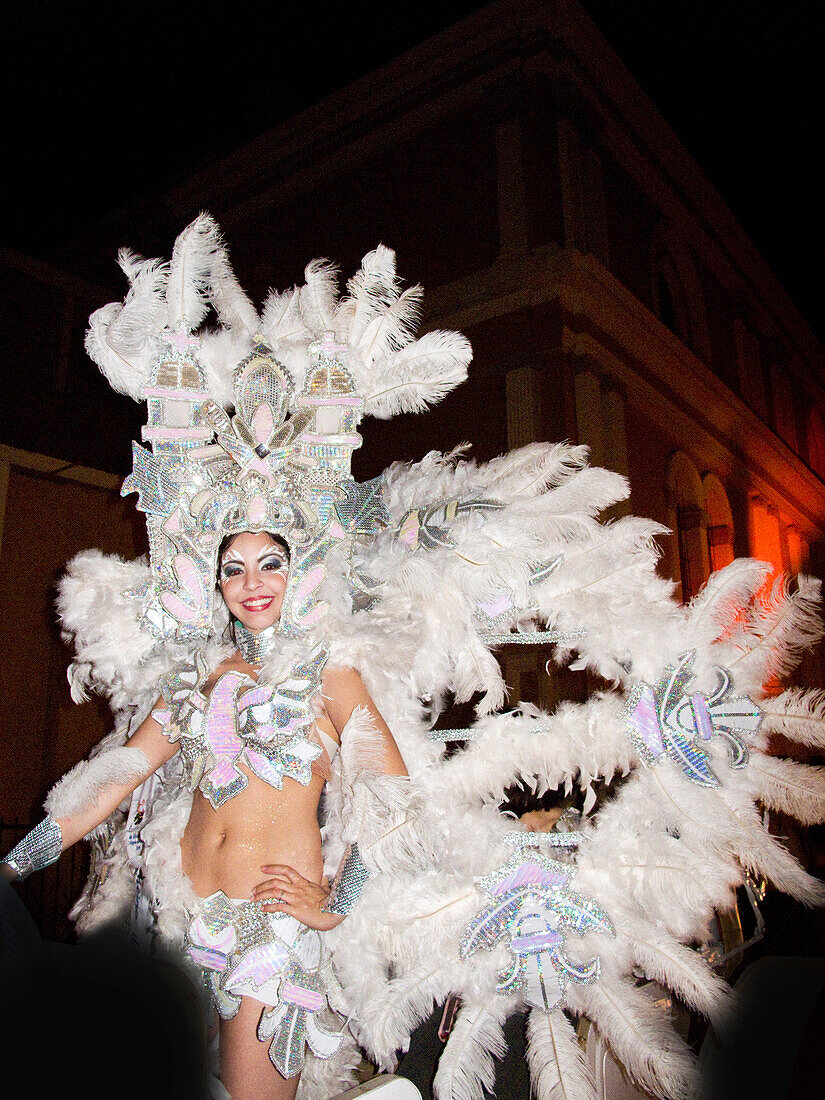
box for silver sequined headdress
[85,214,472,641]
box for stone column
[493,85,528,257]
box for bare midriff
[180,767,326,899]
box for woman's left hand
[251,864,345,931]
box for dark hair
[216,531,290,583]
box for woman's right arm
[1,705,176,882]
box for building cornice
[425,246,825,537]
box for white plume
[298,258,339,334]
[335,244,400,347]
[208,243,259,334]
[261,286,313,345]
[526,1008,597,1100]
[433,998,510,1100]
[355,283,423,366]
[166,212,224,332]
[760,688,825,748]
[748,755,825,824]
[362,330,472,418]
[723,574,823,687]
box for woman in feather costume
[2,524,407,1099]
[4,214,825,1100]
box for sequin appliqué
[154,647,327,808]
[460,851,613,1012]
[624,650,762,787]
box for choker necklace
[234,621,280,667]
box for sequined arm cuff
[1,815,63,881]
[322,843,371,916]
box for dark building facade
[2,0,824,817]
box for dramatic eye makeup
[220,557,244,579]
[260,552,287,572]
[219,547,288,581]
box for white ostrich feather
[298,258,339,334]
[335,243,399,348]
[526,1008,597,1100]
[363,330,472,418]
[433,998,510,1100]
[207,243,259,335]
[577,780,741,938]
[627,927,733,1021]
[748,755,825,825]
[84,250,168,399]
[347,950,467,1064]
[108,250,170,350]
[339,705,390,779]
[261,286,313,345]
[434,696,632,808]
[355,283,423,366]
[482,442,590,500]
[723,573,823,687]
[760,688,825,748]
[56,551,161,704]
[166,212,223,332]
[569,978,698,1100]
[714,798,825,904]
[684,558,773,650]
[116,246,147,285]
[85,302,154,400]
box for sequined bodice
[154,647,328,809]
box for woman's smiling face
[218,531,289,632]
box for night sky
[3,0,823,343]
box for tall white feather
[526,1008,597,1100]
[569,979,698,1100]
[108,252,169,349]
[723,574,823,688]
[298,258,339,334]
[362,330,472,418]
[760,688,825,748]
[166,212,223,332]
[355,283,423,365]
[261,286,313,344]
[433,997,510,1100]
[335,244,399,347]
[208,245,259,335]
[748,755,825,824]
[684,558,773,651]
[85,303,152,400]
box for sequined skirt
[186,891,344,1077]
